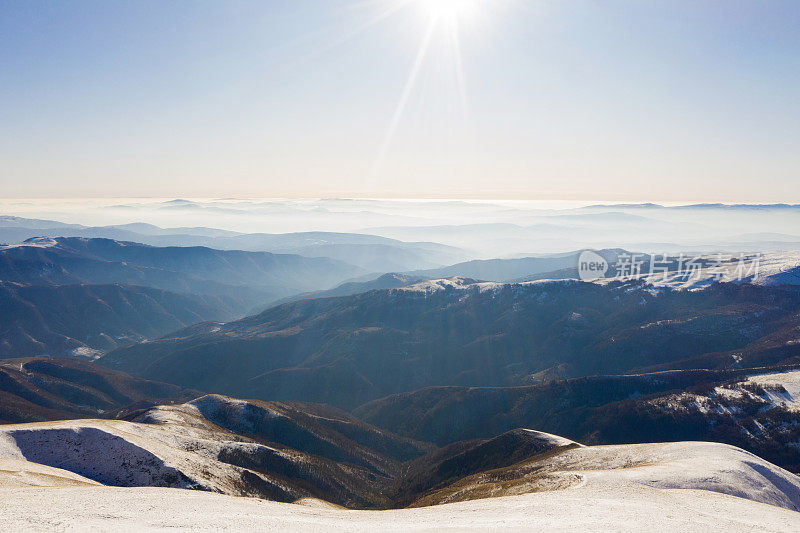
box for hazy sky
[1,1,799,201]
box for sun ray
[365,0,490,186]
[368,15,438,187]
[450,17,469,121]
[308,1,414,59]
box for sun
[368,0,490,185]
[418,0,480,21]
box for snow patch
[747,370,800,411]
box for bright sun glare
[367,0,487,186]
[418,0,480,21]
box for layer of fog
[3,198,800,258]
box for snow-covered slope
[0,418,264,494]
[609,251,800,290]
[392,250,800,295]
[392,251,800,293]
[394,276,577,295]
[0,394,430,508]
[2,407,800,530]
[0,458,100,488]
[409,438,800,511]
[1,473,799,531]
[0,416,375,504]
[0,236,60,250]
[747,369,800,410]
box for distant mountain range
[583,203,800,210]
[0,236,363,306]
[269,273,430,307]
[0,236,371,357]
[405,248,625,281]
[270,249,626,306]
[0,216,469,272]
[0,283,244,358]
[99,278,800,409]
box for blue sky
[1,0,799,201]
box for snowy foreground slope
[1,402,800,530]
[0,394,431,508]
[1,483,800,532]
